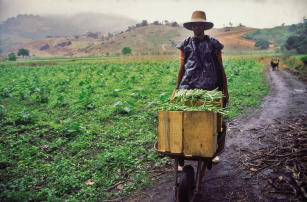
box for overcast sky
[0,0,306,28]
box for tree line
[285,19,307,54]
[8,48,30,61]
[126,20,179,32]
[256,19,307,52]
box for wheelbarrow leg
[190,160,207,202]
[200,161,207,181]
[174,157,179,201]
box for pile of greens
[173,89,223,103]
[159,89,227,114]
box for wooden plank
[168,111,183,153]
[157,110,169,152]
[183,111,217,157]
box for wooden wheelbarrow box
[157,110,220,158]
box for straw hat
[183,11,214,30]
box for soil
[218,30,257,50]
[126,63,306,202]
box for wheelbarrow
[155,110,226,202]
[154,141,221,202]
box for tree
[285,36,298,50]
[285,21,307,53]
[140,20,148,26]
[170,21,179,27]
[8,53,16,61]
[288,24,297,32]
[153,21,161,25]
[122,47,132,55]
[126,26,135,32]
[17,48,29,58]
[255,39,270,49]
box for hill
[87,25,257,56]
[3,24,257,58]
[215,27,257,51]
[0,13,137,54]
[243,25,297,46]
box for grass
[224,58,269,118]
[280,54,307,83]
[0,57,268,201]
[223,49,280,57]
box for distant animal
[271,59,279,71]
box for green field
[0,58,268,201]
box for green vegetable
[172,88,223,103]
[160,89,227,114]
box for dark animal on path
[271,59,279,71]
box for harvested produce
[172,89,223,103]
[160,89,227,114]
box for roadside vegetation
[280,55,307,83]
[0,58,268,201]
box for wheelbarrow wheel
[178,165,194,202]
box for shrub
[122,47,132,55]
[255,39,270,49]
[300,55,307,65]
[8,53,16,61]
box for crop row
[0,58,268,200]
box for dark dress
[176,35,224,90]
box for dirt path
[196,67,306,201]
[127,65,306,202]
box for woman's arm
[176,50,185,89]
[217,50,229,104]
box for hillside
[3,25,257,58]
[243,25,296,46]
[87,25,257,56]
[0,13,137,54]
[214,27,257,50]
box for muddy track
[127,66,306,202]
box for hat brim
[183,21,214,30]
